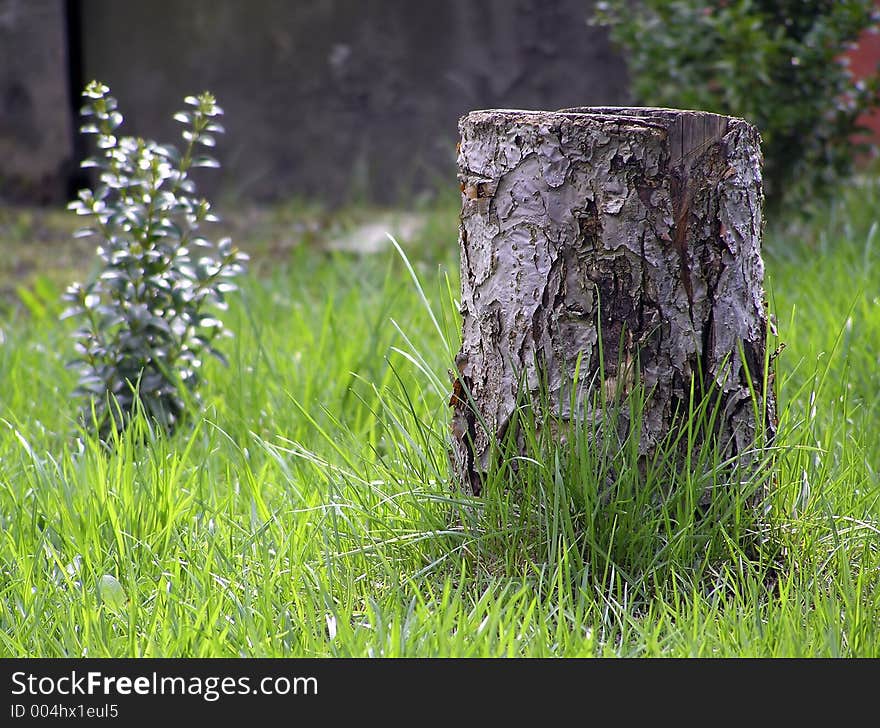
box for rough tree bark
[450,107,777,498]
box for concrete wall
[0,0,72,204]
[3,0,629,205]
[79,0,629,204]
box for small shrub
[593,0,880,215]
[62,81,248,439]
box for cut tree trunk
[450,107,777,499]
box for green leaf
[191,156,220,168]
[208,347,229,367]
[60,306,85,321]
[83,81,110,99]
[97,574,127,613]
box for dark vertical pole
[64,0,88,200]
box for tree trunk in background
[450,107,777,498]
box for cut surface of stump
[450,107,777,498]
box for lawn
[1,176,878,657]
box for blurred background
[1,0,630,207]
[1,0,878,291]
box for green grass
[1,177,879,658]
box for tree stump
[450,107,776,498]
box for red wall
[845,23,880,146]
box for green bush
[62,81,248,439]
[593,0,880,215]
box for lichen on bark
[450,107,776,498]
